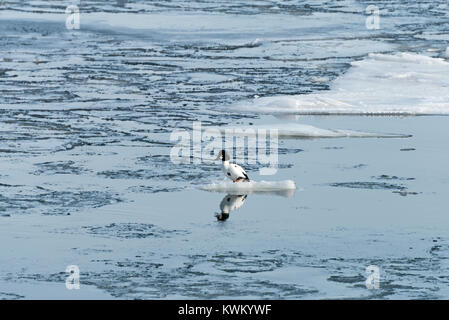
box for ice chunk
[211,123,408,138]
[234,53,449,115]
[199,180,297,196]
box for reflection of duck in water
[216,194,247,221]
[216,150,250,183]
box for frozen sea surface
[0,0,449,299]
[235,53,449,114]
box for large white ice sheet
[234,53,449,115]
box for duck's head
[215,149,230,161]
[215,212,230,221]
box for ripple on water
[329,182,407,191]
[82,223,188,239]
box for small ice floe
[200,179,297,197]
[445,47,449,59]
[211,123,408,139]
[250,38,263,47]
[309,76,329,83]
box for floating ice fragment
[199,180,297,196]
[233,53,449,115]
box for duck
[215,150,250,182]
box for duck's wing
[231,163,249,180]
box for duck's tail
[236,174,250,182]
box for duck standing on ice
[216,150,250,182]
